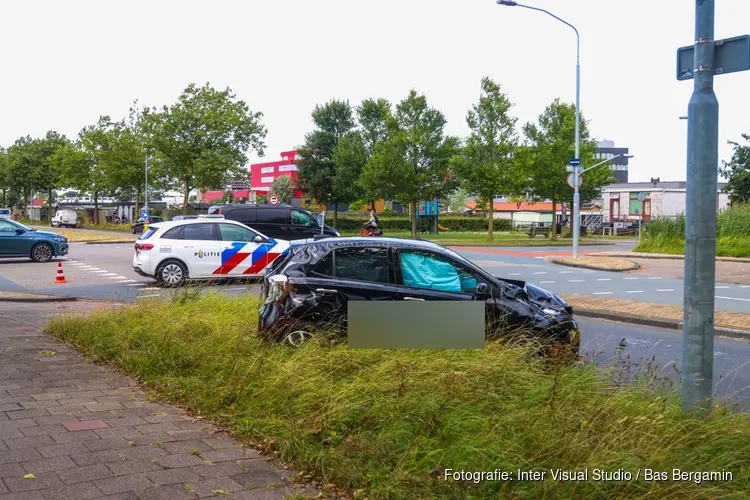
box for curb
[574,308,750,341]
[0,295,78,303]
[589,252,750,263]
[544,256,641,272]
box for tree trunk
[134,188,141,219]
[410,202,417,238]
[183,178,190,215]
[487,205,494,241]
[550,197,557,240]
[48,189,53,221]
[94,193,100,225]
[1,189,5,207]
[333,201,339,229]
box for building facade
[601,181,730,223]
[250,150,303,198]
[596,140,630,183]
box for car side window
[291,210,313,226]
[218,224,259,242]
[397,251,477,294]
[161,227,183,240]
[309,247,389,284]
[258,208,287,224]
[181,223,216,241]
[0,220,17,232]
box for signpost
[566,172,582,189]
[677,1,750,411]
[269,194,279,205]
[317,211,325,235]
[140,209,149,221]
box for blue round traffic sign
[140,209,149,220]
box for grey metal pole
[572,39,581,257]
[682,0,719,412]
[145,154,149,211]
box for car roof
[147,218,246,231]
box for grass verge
[635,236,750,258]
[44,293,750,499]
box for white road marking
[715,286,729,289]
[539,281,556,284]
[740,285,750,288]
[657,289,675,292]
[626,290,644,294]
[594,291,613,295]
[142,287,160,291]
[596,278,612,281]
[101,273,117,276]
[716,296,750,302]
[508,273,522,276]
[117,279,136,283]
[107,276,127,280]
[622,277,638,280]
[533,272,547,275]
[136,294,161,299]
[88,270,108,273]
[559,271,573,274]
[568,279,585,283]
[648,277,663,280]
[71,263,87,266]
[86,267,100,271]
[126,283,146,287]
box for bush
[332,216,512,232]
[45,295,750,499]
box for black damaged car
[258,238,580,353]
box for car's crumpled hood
[495,276,571,312]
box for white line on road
[594,291,613,295]
[101,273,117,276]
[117,279,136,283]
[740,285,750,288]
[126,283,146,287]
[508,273,521,276]
[596,278,612,281]
[626,290,644,294]
[648,277,663,280]
[86,267,100,271]
[107,276,127,280]
[559,271,572,274]
[715,286,729,289]
[568,279,585,283]
[533,272,548,275]
[539,281,556,284]
[622,277,638,280]
[136,294,161,299]
[88,269,108,273]
[716,296,750,302]
[71,263,87,266]
[657,289,675,292]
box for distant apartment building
[595,140,630,183]
[250,150,304,198]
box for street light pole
[496,0,580,255]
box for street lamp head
[623,154,634,159]
[727,140,740,146]
[496,0,518,5]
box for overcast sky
[1,0,749,183]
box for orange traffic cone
[54,262,68,284]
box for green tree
[0,147,9,206]
[5,134,68,214]
[446,187,469,214]
[219,189,234,203]
[144,83,267,214]
[296,99,357,227]
[720,134,750,203]
[522,99,610,239]
[452,78,523,240]
[361,90,458,237]
[271,175,294,204]
[35,131,72,215]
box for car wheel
[156,260,187,287]
[30,243,54,263]
[284,330,313,347]
[131,227,136,234]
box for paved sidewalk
[0,302,317,500]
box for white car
[132,215,291,286]
[51,209,77,228]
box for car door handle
[315,288,338,294]
[403,297,425,301]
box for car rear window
[139,227,158,240]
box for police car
[132,215,291,286]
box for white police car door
[214,223,266,276]
[177,223,222,277]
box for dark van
[207,204,340,241]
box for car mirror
[476,283,489,295]
[15,229,25,235]
[253,235,263,243]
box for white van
[0,208,10,219]
[51,209,77,228]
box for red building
[250,150,303,197]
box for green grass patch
[341,231,609,247]
[45,294,750,499]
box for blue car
[0,219,69,262]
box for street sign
[566,172,582,188]
[569,158,580,166]
[140,209,149,220]
[677,34,750,80]
[269,193,279,205]
[566,166,574,173]
[637,192,646,203]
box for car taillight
[218,209,222,215]
[135,243,154,251]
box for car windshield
[13,221,32,231]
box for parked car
[132,215,291,286]
[171,215,198,221]
[131,216,164,234]
[0,208,11,219]
[258,238,580,351]
[0,219,69,262]
[207,204,339,241]
[51,209,78,228]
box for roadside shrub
[332,216,512,232]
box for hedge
[331,216,513,232]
